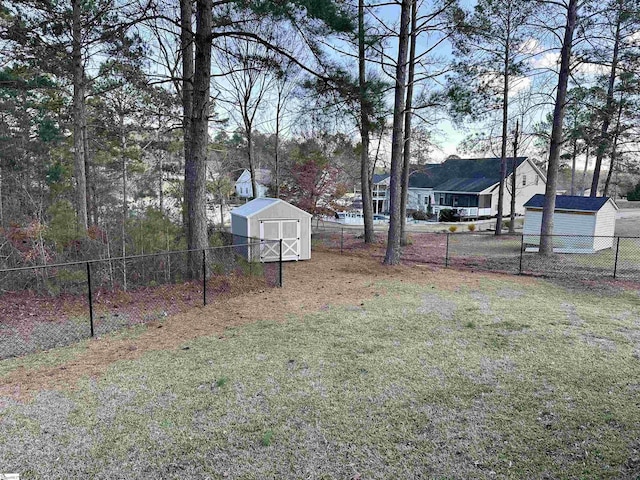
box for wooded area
[1,0,638,266]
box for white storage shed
[231,198,312,262]
[523,194,618,253]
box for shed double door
[259,219,300,261]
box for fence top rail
[0,241,278,274]
[311,226,640,240]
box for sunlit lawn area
[1,273,639,479]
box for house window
[522,175,527,186]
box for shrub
[627,183,640,201]
[468,223,476,232]
[412,210,428,221]
[448,225,458,233]
[502,220,511,229]
[439,208,458,222]
[45,200,82,250]
[127,208,184,254]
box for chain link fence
[0,239,282,360]
[312,226,640,281]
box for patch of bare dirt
[0,250,538,400]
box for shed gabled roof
[523,194,617,212]
[231,198,312,218]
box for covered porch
[433,192,493,218]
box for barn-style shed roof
[231,198,312,218]
[524,195,617,212]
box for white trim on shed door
[259,219,300,261]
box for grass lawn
[0,253,639,479]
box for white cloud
[575,62,609,76]
[628,30,640,45]
[530,52,560,71]
[519,38,544,56]
[509,76,531,96]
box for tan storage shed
[231,198,312,262]
[523,195,618,253]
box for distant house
[407,157,546,219]
[523,195,618,253]
[372,173,390,214]
[235,169,271,199]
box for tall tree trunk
[383,0,411,265]
[72,0,88,232]
[540,0,578,255]
[83,120,94,225]
[247,128,258,199]
[121,116,128,291]
[400,0,417,246]
[275,89,282,198]
[181,0,194,232]
[580,144,590,193]
[570,136,577,195]
[603,97,624,197]
[590,7,621,197]
[0,165,4,228]
[496,17,511,237]
[186,0,212,274]
[157,110,164,213]
[509,119,519,233]
[359,0,374,243]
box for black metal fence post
[202,249,207,306]
[86,262,94,337]
[445,232,449,267]
[613,236,621,279]
[519,234,524,275]
[279,239,283,287]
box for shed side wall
[524,209,598,250]
[594,202,616,237]
[593,201,616,249]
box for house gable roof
[523,194,617,212]
[409,157,529,193]
[372,173,390,185]
[231,198,312,218]
[235,168,272,185]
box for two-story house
[407,157,546,219]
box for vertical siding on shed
[523,209,598,250]
[230,214,250,259]
[247,201,311,261]
[594,201,616,236]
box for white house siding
[235,170,269,198]
[495,160,546,216]
[593,201,617,249]
[407,188,433,211]
[523,209,599,251]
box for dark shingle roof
[523,194,611,212]
[372,173,390,184]
[434,177,500,193]
[410,157,528,192]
